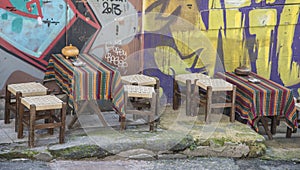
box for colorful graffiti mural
[0,0,141,95]
[143,0,300,102]
[1,0,300,102]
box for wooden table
[44,53,125,128]
[217,72,298,139]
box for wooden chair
[124,85,158,131]
[18,95,66,147]
[5,82,48,132]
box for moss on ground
[49,145,112,159]
[0,150,39,160]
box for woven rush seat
[122,74,157,86]
[18,95,66,147]
[173,73,210,115]
[175,73,210,84]
[5,82,48,132]
[124,85,155,98]
[195,78,236,122]
[124,85,158,131]
[7,82,48,97]
[20,95,63,110]
[196,79,234,91]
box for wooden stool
[122,74,160,120]
[195,79,236,122]
[173,73,210,115]
[5,82,48,132]
[18,95,66,147]
[124,85,158,131]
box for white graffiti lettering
[104,46,128,68]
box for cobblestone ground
[0,158,300,170]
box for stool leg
[173,80,180,110]
[191,80,199,116]
[121,92,128,131]
[4,85,11,124]
[155,88,159,117]
[230,86,236,122]
[155,88,160,127]
[59,103,66,144]
[205,86,212,123]
[149,92,157,131]
[29,105,36,147]
[17,102,25,139]
[120,115,126,131]
[186,80,192,116]
[15,92,21,132]
[48,110,54,135]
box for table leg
[67,101,88,129]
[286,127,292,138]
[270,116,278,135]
[89,101,108,127]
[260,117,273,140]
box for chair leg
[4,85,11,124]
[29,105,36,148]
[59,103,66,144]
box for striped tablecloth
[44,53,125,116]
[216,72,297,130]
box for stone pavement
[0,98,299,162]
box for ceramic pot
[234,66,251,76]
[61,44,79,59]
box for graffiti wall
[0,0,142,96]
[1,0,300,103]
[143,0,300,102]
